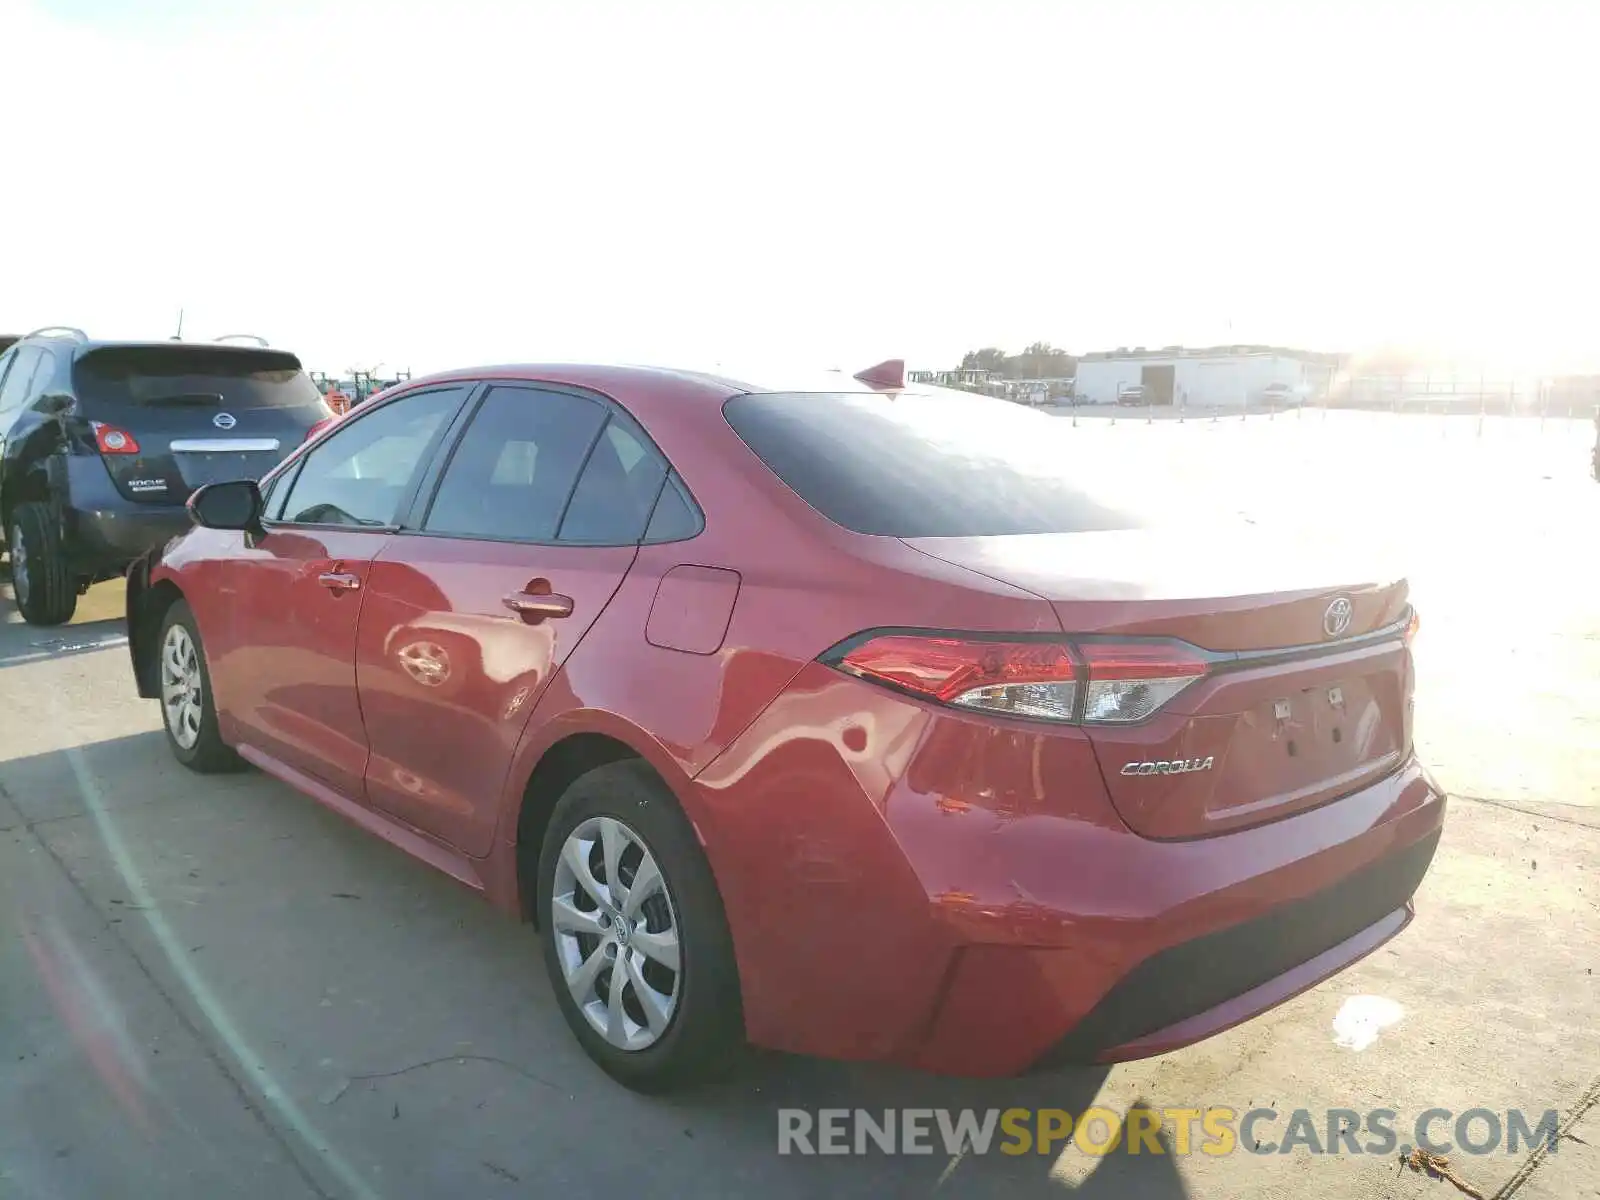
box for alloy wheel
[551,815,682,1051]
[160,623,204,750]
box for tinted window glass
[260,462,295,521]
[723,391,1177,537]
[643,473,701,542]
[424,386,606,541]
[73,347,324,413]
[279,387,463,527]
[558,417,669,544]
[24,348,58,403]
[0,348,39,414]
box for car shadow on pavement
[0,726,1193,1200]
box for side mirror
[187,479,264,533]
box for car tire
[536,760,743,1093]
[157,599,244,773]
[9,501,77,626]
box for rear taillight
[1077,641,1209,723]
[824,633,1213,725]
[91,421,141,455]
[832,635,1080,722]
[305,416,336,443]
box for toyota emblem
[1323,597,1353,639]
[213,412,237,430]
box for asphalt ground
[1,411,1595,1199]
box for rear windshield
[724,390,1176,537]
[74,347,322,411]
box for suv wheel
[158,600,243,773]
[9,502,77,625]
[536,760,743,1092]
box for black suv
[0,328,333,624]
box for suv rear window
[723,390,1171,537]
[73,347,323,412]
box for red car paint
[130,363,1445,1075]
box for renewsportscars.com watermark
[777,1106,1562,1158]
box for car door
[355,382,668,855]
[215,384,471,797]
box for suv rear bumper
[62,457,191,576]
[69,505,190,571]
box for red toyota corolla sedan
[126,360,1445,1091]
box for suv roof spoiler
[212,333,271,347]
[22,326,89,342]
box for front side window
[277,386,465,527]
[423,385,608,542]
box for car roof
[390,360,956,405]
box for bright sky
[3,0,1596,375]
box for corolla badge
[1323,596,1354,638]
[1120,757,1215,776]
[213,412,237,430]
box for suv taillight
[823,633,1211,725]
[91,421,141,455]
[305,416,336,443]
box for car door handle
[318,571,362,592]
[503,591,574,620]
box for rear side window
[723,391,1166,537]
[423,385,608,542]
[0,347,39,416]
[73,347,324,413]
[557,416,670,544]
[24,349,59,403]
[643,474,701,543]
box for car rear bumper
[68,505,191,572]
[900,764,1443,1076]
[693,666,1446,1076]
[61,457,192,575]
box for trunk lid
[904,529,1415,839]
[72,345,330,505]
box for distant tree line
[960,342,1077,380]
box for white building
[1072,346,1338,407]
